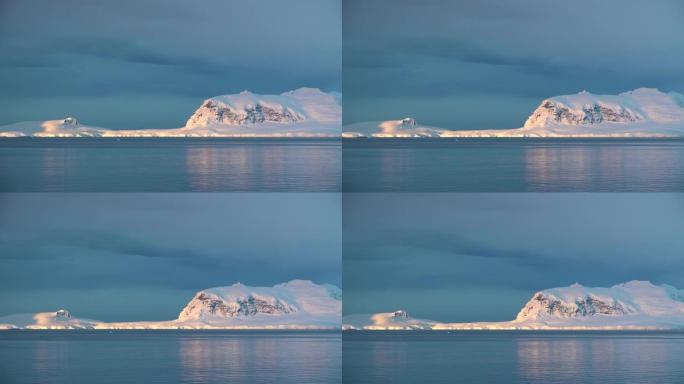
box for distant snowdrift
[0,280,341,330]
[0,88,341,138]
[343,281,684,330]
[0,117,106,138]
[343,310,438,330]
[343,117,449,138]
[343,88,684,138]
[0,309,99,330]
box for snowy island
[343,88,684,138]
[0,88,341,138]
[343,281,684,330]
[0,280,341,330]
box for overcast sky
[344,0,684,128]
[0,193,341,321]
[343,194,684,322]
[0,0,341,128]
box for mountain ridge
[343,281,684,330]
[342,88,684,138]
[0,88,341,137]
[0,280,341,330]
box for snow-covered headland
[0,88,341,138]
[343,281,684,331]
[343,88,684,138]
[0,280,341,330]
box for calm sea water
[343,138,684,191]
[343,331,684,384]
[0,138,340,191]
[0,330,341,384]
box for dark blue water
[343,138,684,191]
[0,330,341,384]
[0,138,340,191]
[343,331,684,384]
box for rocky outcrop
[524,97,643,127]
[186,99,305,127]
[178,291,296,320]
[392,310,409,319]
[55,309,71,320]
[516,292,633,320]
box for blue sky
[343,194,684,321]
[0,193,341,321]
[344,0,684,128]
[0,0,341,128]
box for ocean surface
[343,331,684,384]
[0,138,340,191]
[0,330,341,384]
[343,138,684,191]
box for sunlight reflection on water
[516,335,681,383]
[343,139,684,191]
[178,335,340,383]
[0,139,341,191]
[524,143,681,191]
[1,331,341,384]
[343,332,684,384]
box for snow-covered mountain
[173,280,341,329]
[0,88,341,137]
[0,280,341,330]
[522,88,684,128]
[342,88,684,138]
[343,281,684,330]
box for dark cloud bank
[0,0,341,128]
[0,193,341,321]
[344,0,684,128]
[343,194,684,321]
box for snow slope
[0,309,99,330]
[343,310,438,330]
[343,281,684,330]
[342,117,449,138]
[343,88,684,138]
[172,280,341,329]
[0,117,106,138]
[0,280,341,330]
[0,88,341,137]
